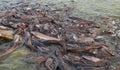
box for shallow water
[0,0,120,70]
[0,0,120,19]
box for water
[0,0,120,70]
[0,0,120,19]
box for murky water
[0,0,120,19]
[44,0,120,18]
[0,0,120,70]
